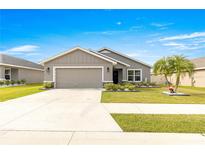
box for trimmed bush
[43,82,54,89]
[5,80,10,86]
[20,79,26,84]
[0,81,4,86]
[127,84,136,91]
[118,85,125,91]
[104,83,115,91]
[10,80,15,85]
[16,80,21,85]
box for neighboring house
[151,56,205,87]
[0,53,44,83]
[40,47,151,88]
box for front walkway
[103,103,205,114]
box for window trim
[127,69,142,82]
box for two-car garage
[55,67,103,88]
[41,47,115,89]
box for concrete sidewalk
[0,131,205,144]
[103,103,205,114]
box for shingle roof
[191,57,205,68]
[0,53,43,70]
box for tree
[153,57,173,86]
[169,55,195,92]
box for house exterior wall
[0,65,5,80]
[18,68,44,83]
[44,49,113,82]
[99,51,151,82]
[11,68,18,81]
[151,69,205,87]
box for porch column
[122,68,127,81]
[0,66,5,80]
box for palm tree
[153,57,173,86]
[169,55,195,92]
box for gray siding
[44,49,113,82]
[0,66,5,80]
[18,68,44,83]
[11,68,18,80]
[99,50,151,82]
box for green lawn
[112,114,205,133]
[0,83,44,102]
[101,86,205,104]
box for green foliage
[43,82,54,89]
[16,80,21,84]
[104,83,137,91]
[154,55,195,91]
[20,79,26,84]
[4,80,10,86]
[10,80,16,85]
[0,81,4,86]
[127,84,136,91]
[112,114,205,133]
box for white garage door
[56,68,103,88]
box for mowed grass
[0,83,44,102]
[112,114,205,133]
[101,86,205,104]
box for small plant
[43,82,54,89]
[16,80,21,85]
[20,79,26,84]
[112,84,119,91]
[118,85,125,91]
[4,80,10,86]
[10,80,15,85]
[104,83,115,91]
[0,81,4,86]
[127,84,136,91]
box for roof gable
[40,47,117,65]
[98,48,152,68]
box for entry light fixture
[46,67,50,72]
[107,67,110,72]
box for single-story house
[151,56,205,87]
[40,47,151,88]
[0,53,44,83]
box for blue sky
[0,9,205,65]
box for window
[127,69,142,82]
[5,68,11,80]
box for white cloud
[160,32,205,41]
[162,41,205,50]
[0,45,40,55]
[116,21,122,25]
[151,22,174,29]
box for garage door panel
[56,68,102,88]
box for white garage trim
[53,66,111,88]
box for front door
[113,70,118,84]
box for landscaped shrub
[104,83,115,91]
[43,82,54,89]
[4,80,10,86]
[0,81,4,86]
[10,80,16,85]
[127,84,136,91]
[123,83,134,89]
[20,79,26,84]
[16,80,21,85]
[118,85,125,91]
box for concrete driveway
[0,89,122,132]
